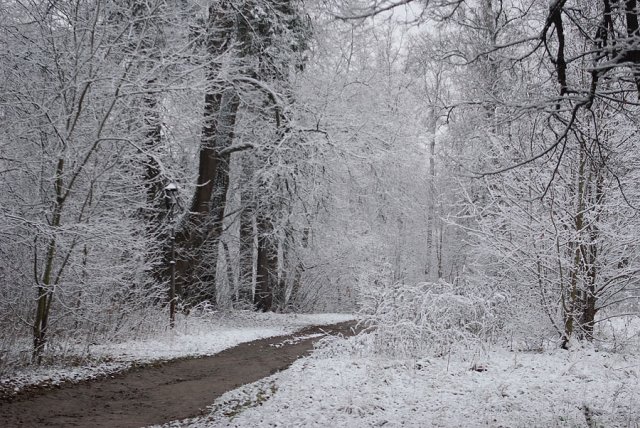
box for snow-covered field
[164,334,640,427]
[0,311,354,398]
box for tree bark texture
[175,88,239,303]
[33,158,65,363]
[562,140,604,347]
[255,216,277,312]
[172,1,240,304]
[238,190,256,306]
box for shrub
[357,277,503,357]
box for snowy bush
[357,275,503,357]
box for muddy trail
[0,321,357,428]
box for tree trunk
[172,1,239,304]
[238,190,256,306]
[580,165,604,340]
[33,158,64,363]
[288,226,309,308]
[425,108,437,280]
[141,79,165,230]
[255,216,277,312]
[175,88,239,303]
[562,144,587,348]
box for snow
[270,333,326,349]
[0,361,131,396]
[6,310,640,427]
[162,334,640,427]
[0,312,354,399]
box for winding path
[0,321,356,428]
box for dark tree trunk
[171,1,240,304]
[255,216,277,312]
[579,169,604,340]
[175,88,239,303]
[33,158,64,363]
[238,190,255,306]
[288,226,309,309]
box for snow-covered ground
[87,311,354,362]
[164,334,640,427]
[0,311,354,398]
[6,310,640,427]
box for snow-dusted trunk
[32,158,64,363]
[580,170,604,339]
[562,146,586,348]
[424,108,437,280]
[141,80,166,232]
[255,216,277,312]
[131,0,167,235]
[287,226,309,310]
[238,189,256,306]
[562,137,606,347]
[481,0,499,127]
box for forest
[1,0,640,424]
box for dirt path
[0,321,356,428]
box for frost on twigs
[356,272,503,358]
